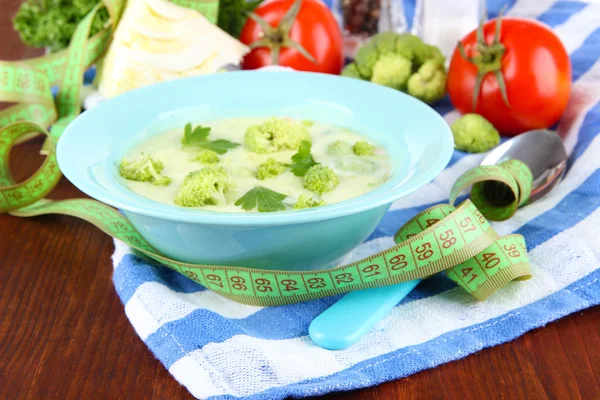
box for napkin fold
[112,1,600,398]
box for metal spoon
[308,129,567,350]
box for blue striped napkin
[112,1,600,398]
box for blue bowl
[58,71,453,270]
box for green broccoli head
[393,34,426,62]
[174,166,235,207]
[344,32,447,104]
[414,44,445,66]
[304,165,339,194]
[451,114,500,153]
[194,150,219,164]
[353,140,376,156]
[407,60,447,104]
[371,31,400,54]
[327,140,354,157]
[119,153,171,186]
[256,158,286,180]
[244,118,311,154]
[334,157,378,175]
[294,194,326,210]
[354,41,379,79]
[370,53,412,90]
[341,63,363,79]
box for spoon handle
[308,279,421,350]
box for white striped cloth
[111,1,600,398]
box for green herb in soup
[119,117,393,213]
[181,123,240,154]
[289,140,318,177]
[234,187,287,212]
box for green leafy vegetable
[13,0,110,52]
[217,0,264,38]
[234,186,287,212]
[182,123,240,154]
[289,140,318,177]
[182,123,211,146]
[197,139,240,154]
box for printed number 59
[416,242,434,260]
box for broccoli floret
[327,140,354,157]
[244,117,311,154]
[344,32,447,104]
[394,34,426,62]
[304,165,339,194]
[407,60,447,104]
[451,114,500,153]
[354,41,379,79]
[194,150,219,164]
[370,53,412,90]
[334,157,378,175]
[371,31,400,54]
[414,44,445,66]
[294,194,326,210]
[119,153,171,186]
[353,140,376,156]
[174,166,235,207]
[341,63,363,79]
[256,158,286,180]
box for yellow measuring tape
[0,0,533,306]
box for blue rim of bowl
[58,71,454,226]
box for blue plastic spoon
[309,280,421,350]
[309,129,567,350]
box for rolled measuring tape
[0,0,533,306]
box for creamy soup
[120,117,393,212]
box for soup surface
[120,117,393,212]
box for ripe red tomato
[239,0,344,74]
[447,17,571,136]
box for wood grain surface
[1,3,599,399]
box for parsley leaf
[181,123,240,154]
[289,140,318,176]
[182,123,211,146]
[13,0,110,52]
[234,186,287,212]
[198,139,240,155]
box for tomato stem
[246,0,316,66]
[457,6,511,110]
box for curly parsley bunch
[13,0,110,52]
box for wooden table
[1,5,599,399]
